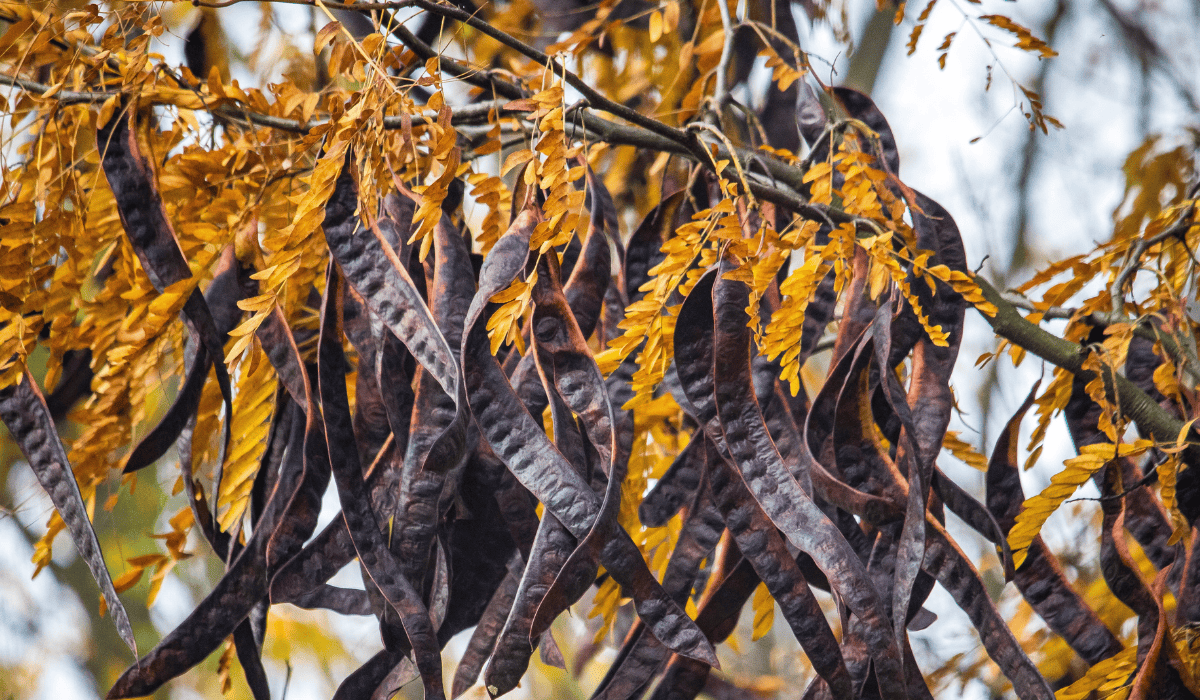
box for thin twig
[712,0,735,113]
[0,73,503,130]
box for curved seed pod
[622,191,686,303]
[316,262,446,700]
[232,614,271,700]
[684,268,905,699]
[439,443,521,645]
[1128,567,1193,700]
[97,108,193,289]
[566,171,615,338]
[528,250,621,640]
[395,211,473,586]
[986,386,1121,664]
[509,204,612,417]
[485,361,590,695]
[870,309,931,662]
[490,454,541,561]
[452,557,522,698]
[1100,464,1163,659]
[706,440,853,697]
[800,345,904,530]
[323,152,458,401]
[0,370,137,655]
[262,370,327,576]
[269,515,356,604]
[614,501,727,697]
[254,307,310,411]
[592,478,727,700]
[332,649,410,700]
[804,321,873,467]
[648,556,759,700]
[831,343,906,500]
[107,408,308,697]
[99,107,234,507]
[286,585,374,616]
[881,191,968,661]
[486,370,588,695]
[463,207,718,669]
[639,436,705,527]
[831,87,900,175]
[123,247,248,473]
[249,390,298,543]
[923,519,1055,700]
[484,508,578,695]
[930,469,1013,577]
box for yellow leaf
[751,582,774,641]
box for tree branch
[976,275,1197,447]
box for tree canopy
[0,1,1198,700]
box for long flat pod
[922,518,1055,700]
[268,515,356,604]
[107,407,308,697]
[592,481,726,700]
[316,262,446,700]
[484,363,587,697]
[395,210,473,586]
[986,386,1121,665]
[528,251,622,640]
[687,267,905,699]
[870,297,933,664]
[0,370,137,655]
[621,191,685,304]
[123,246,249,473]
[705,439,853,697]
[286,584,373,616]
[509,202,612,418]
[322,151,459,401]
[648,557,761,700]
[254,306,310,411]
[639,436,705,527]
[98,107,234,498]
[462,207,717,668]
[483,504,578,695]
[452,556,522,698]
[439,442,522,645]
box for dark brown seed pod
[706,440,853,697]
[107,408,308,698]
[452,558,521,698]
[316,261,446,700]
[98,107,235,515]
[677,266,905,700]
[394,209,473,587]
[463,207,718,671]
[0,370,137,656]
[922,520,1055,700]
[986,385,1122,664]
[123,246,248,474]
